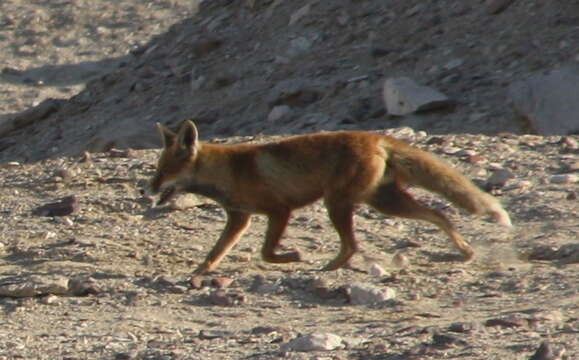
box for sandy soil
[0,128,577,359]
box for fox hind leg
[261,209,302,264]
[322,197,359,271]
[367,182,474,261]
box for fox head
[142,120,200,206]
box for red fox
[143,121,511,274]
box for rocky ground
[0,0,578,359]
[0,129,577,359]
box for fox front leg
[193,210,251,274]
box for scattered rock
[0,161,20,168]
[383,77,452,116]
[485,317,525,328]
[286,36,314,58]
[267,105,292,122]
[211,277,233,289]
[68,277,100,296]
[529,341,557,360]
[289,4,311,25]
[431,333,467,348]
[31,195,78,217]
[486,0,516,15]
[549,174,578,184]
[392,252,410,268]
[107,148,135,158]
[171,194,202,210]
[448,322,481,333]
[154,275,179,287]
[281,333,343,352]
[368,263,388,277]
[86,117,163,152]
[486,169,515,188]
[0,275,69,297]
[251,326,285,336]
[53,167,73,182]
[192,37,223,58]
[39,294,60,305]
[250,275,280,294]
[528,244,579,264]
[190,276,206,290]
[198,329,231,340]
[269,80,322,108]
[561,136,578,150]
[207,289,245,306]
[344,283,396,305]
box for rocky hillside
[1,0,579,163]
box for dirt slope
[1,0,579,162]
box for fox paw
[193,264,211,275]
[284,248,302,262]
[263,248,302,263]
[461,248,475,262]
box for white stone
[282,333,343,352]
[368,263,388,277]
[345,283,396,305]
[267,105,291,122]
[383,77,451,116]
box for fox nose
[139,188,145,196]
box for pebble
[267,105,292,122]
[549,174,578,184]
[529,341,558,360]
[484,317,525,328]
[207,289,245,306]
[487,169,515,187]
[432,333,467,348]
[561,136,578,149]
[368,263,388,277]
[211,277,233,289]
[392,252,410,268]
[448,322,481,333]
[31,195,78,217]
[190,276,205,289]
[40,294,60,305]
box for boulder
[509,66,579,135]
[383,77,452,116]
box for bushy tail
[387,140,512,226]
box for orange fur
[143,121,511,273]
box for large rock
[344,283,396,305]
[281,333,343,352]
[383,77,452,116]
[0,275,69,297]
[85,117,162,152]
[509,66,579,135]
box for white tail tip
[490,208,512,227]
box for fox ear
[176,120,199,153]
[157,123,176,148]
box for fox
[142,120,512,274]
